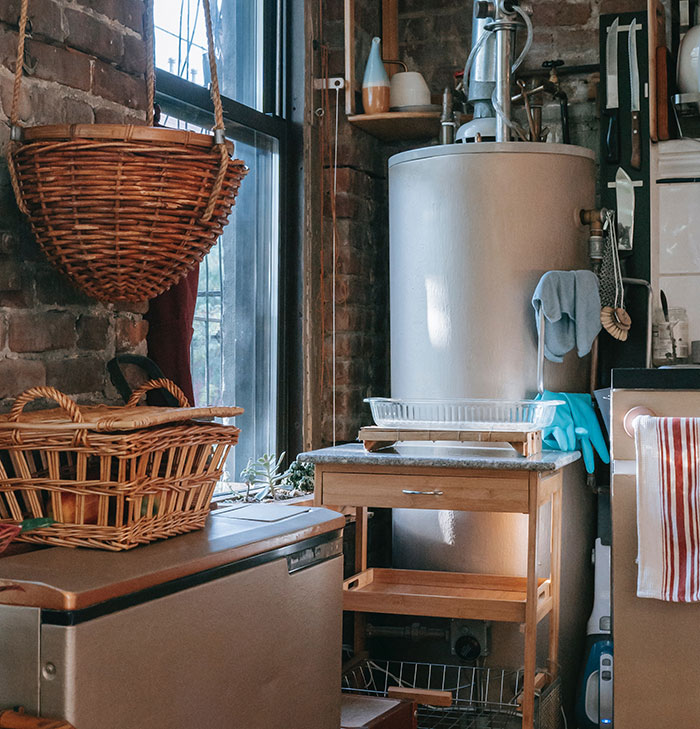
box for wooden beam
[344,0,356,114]
[382,0,399,77]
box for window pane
[158,101,279,490]
[154,0,266,112]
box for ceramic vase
[362,37,390,115]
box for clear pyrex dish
[364,398,563,432]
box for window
[154,0,287,489]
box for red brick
[0,0,64,43]
[74,0,144,34]
[0,358,46,398]
[76,314,110,350]
[121,32,147,76]
[25,39,93,92]
[116,317,148,351]
[93,105,146,124]
[45,355,104,394]
[536,2,592,28]
[92,59,147,110]
[61,96,95,123]
[65,8,124,65]
[8,311,75,352]
[34,265,94,306]
[0,258,22,291]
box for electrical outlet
[450,620,491,660]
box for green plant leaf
[20,517,56,533]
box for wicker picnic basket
[6,0,247,302]
[0,379,243,551]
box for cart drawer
[320,471,529,513]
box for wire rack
[342,659,525,729]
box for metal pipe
[537,306,545,394]
[494,22,512,141]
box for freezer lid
[0,505,344,611]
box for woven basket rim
[0,403,244,432]
[17,123,236,152]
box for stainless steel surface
[606,18,619,109]
[628,20,640,112]
[389,143,594,401]
[38,554,342,729]
[468,9,497,119]
[615,167,635,251]
[611,388,700,727]
[0,505,343,610]
[0,605,41,713]
[402,489,444,496]
[494,20,513,142]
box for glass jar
[653,307,690,366]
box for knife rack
[597,11,653,386]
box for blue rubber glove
[535,391,610,473]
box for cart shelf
[344,568,552,623]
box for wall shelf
[348,112,472,142]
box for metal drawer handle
[402,489,444,496]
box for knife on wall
[628,19,642,170]
[616,167,635,251]
[605,18,620,164]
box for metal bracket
[607,22,643,33]
[607,179,644,188]
[314,77,345,91]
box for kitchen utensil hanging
[599,209,631,341]
[6,0,247,302]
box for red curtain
[146,265,199,405]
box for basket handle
[8,386,87,447]
[125,378,191,408]
[9,386,85,424]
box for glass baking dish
[364,397,563,432]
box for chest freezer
[0,504,344,729]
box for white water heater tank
[389,142,595,576]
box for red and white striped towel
[635,416,700,602]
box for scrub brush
[599,210,631,341]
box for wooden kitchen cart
[307,444,569,729]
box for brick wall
[316,1,391,445]
[316,0,647,444]
[0,0,148,410]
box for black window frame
[153,0,294,468]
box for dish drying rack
[359,312,557,457]
[342,659,561,729]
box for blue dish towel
[531,270,602,363]
[536,391,610,474]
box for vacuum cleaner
[576,537,613,727]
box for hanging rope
[9,0,229,222]
[7,0,30,214]
[200,0,229,222]
[145,0,156,126]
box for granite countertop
[298,443,580,472]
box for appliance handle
[623,406,656,436]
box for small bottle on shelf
[362,37,390,115]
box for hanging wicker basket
[6,0,247,302]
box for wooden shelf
[343,568,552,623]
[347,112,444,142]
